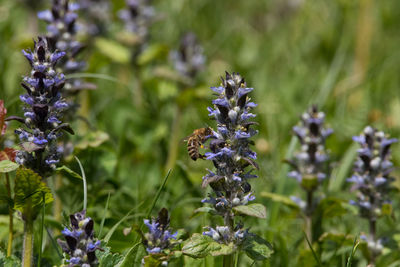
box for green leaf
[0,160,19,173]
[0,250,21,267]
[142,253,177,267]
[317,197,347,218]
[137,44,168,65]
[56,165,82,180]
[300,175,319,191]
[97,246,123,267]
[260,191,299,209]
[346,236,359,267]
[95,38,131,64]
[381,203,392,216]
[318,232,354,245]
[14,167,53,214]
[182,233,235,258]
[75,130,109,150]
[233,203,267,219]
[116,242,145,267]
[242,234,273,261]
[190,207,216,218]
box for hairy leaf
[97,246,123,267]
[242,234,273,261]
[0,250,21,267]
[14,167,53,214]
[182,233,235,258]
[233,203,267,219]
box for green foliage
[55,165,82,180]
[182,234,235,258]
[13,167,53,215]
[233,203,267,219]
[242,234,273,261]
[95,38,131,64]
[1,0,400,265]
[0,160,18,173]
[0,250,21,267]
[97,246,123,267]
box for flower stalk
[348,126,397,265]
[5,172,14,257]
[198,72,259,246]
[287,105,332,242]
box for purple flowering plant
[182,72,272,263]
[58,210,102,266]
[286,105,332,241]
[8,37,73,176]
[348,126,397,265]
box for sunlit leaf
[14,167,53,214]
[0,160,18,173]
[182,233,235,258]
[137,44,168,66]
[242,233,273,261]
[233,203,267,219]
[95,38,131,64]
[0,250,21,267]
[97,246,123,267]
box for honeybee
[185,127,213,161]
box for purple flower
[194,72,259,245]
[58,211,100,265]
[143,208,177,256]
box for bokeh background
[1,0,400,266]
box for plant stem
[38,194,45,267]
[53,174,62,225]
[5,173,13,257]
[369,219,376,266]
[165,105,182,171]
[305,190,313,243]
[223,254,234,267]
[22,205,34,267]
[223,211,234,267]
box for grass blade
[37,193,45,267]
[99,192,111,239]
[145,169,172,219]
[103,203,144,243]
[304,231,322,267]
[346,235,359,267]
[328,143,358,192]
[74,156,87,211]
[45,226,62,259]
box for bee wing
[181,132,196,143]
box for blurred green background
[1,0,400,266]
